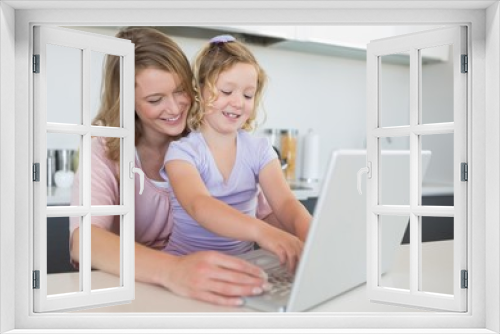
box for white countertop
[48,240,453,313]
[47,181,451,206]
[421,183,454,196]
[47,186,73,206]
[47,180,321,206]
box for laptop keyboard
[266,266,294,297]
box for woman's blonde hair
[189,37,267,132]
[93,27,197,163]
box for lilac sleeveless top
[161,130,278,256]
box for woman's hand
[162,251,269,307]
[254,223,304,273]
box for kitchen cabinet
[219,25,296,40]
[205,25,449,63]
[47,216,77,274]
[401,194,454,244]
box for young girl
[70,28,277,307]
[163,35,311,271]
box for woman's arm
[69,138,268,306]
[256,188,291,233]
[258,159,312,242]
[70,226,268,306]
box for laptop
[238,149,432,312]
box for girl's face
[135,68,190,140]
[202,62,257,135]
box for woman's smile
[161,113,183,124]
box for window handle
[129,161,145,195]
[357,161,372,195]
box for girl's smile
[202,62,258,134]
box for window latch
[129,161,144,195]
[357,161,372,195]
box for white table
[47,240,453,313]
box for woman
[69,27,277,306]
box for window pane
[421,216,454,295]
[47,216,80,295]
[379,137,410,205]
[421,44,454,124]
[379,215,410,290]
[46,44,82,125]
[91,137,121,206]
[91,215,121,291]
[47,133,80,206]
[91,52,120,127]
[380,51,410,128]
[421,133,454,203]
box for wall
[0,2,16,333]
[64,25,453,186]
[486,2,500,332]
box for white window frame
[32,26,136,313]
[1,1,498,333]
[366,26,468,312]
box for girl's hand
[254,223,304,272]
[162,251,269,307]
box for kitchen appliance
[46,150,57,187]
[54,149,75,188]
[301,129,320,182]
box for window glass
[47,216,81,295]
[91,215,121,291]
[421,216,454,294]
[46,133,80,206]
[379,136,410,205]
[380,51,410,127]
[421,44,454,124]
[46,44,82,125]
[379,215,410,290]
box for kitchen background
[49,24,453,189]
[44,25,456,301]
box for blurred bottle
[280,129,298,180]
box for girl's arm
[166,160,270,241]
[258,159,312,242]
[166,160,303,270]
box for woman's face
[135,68,191,139]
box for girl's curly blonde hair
[189,37,267,132]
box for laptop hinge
[461,270,468,289]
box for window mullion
[81,47,91,295]
[409,46,420,294]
